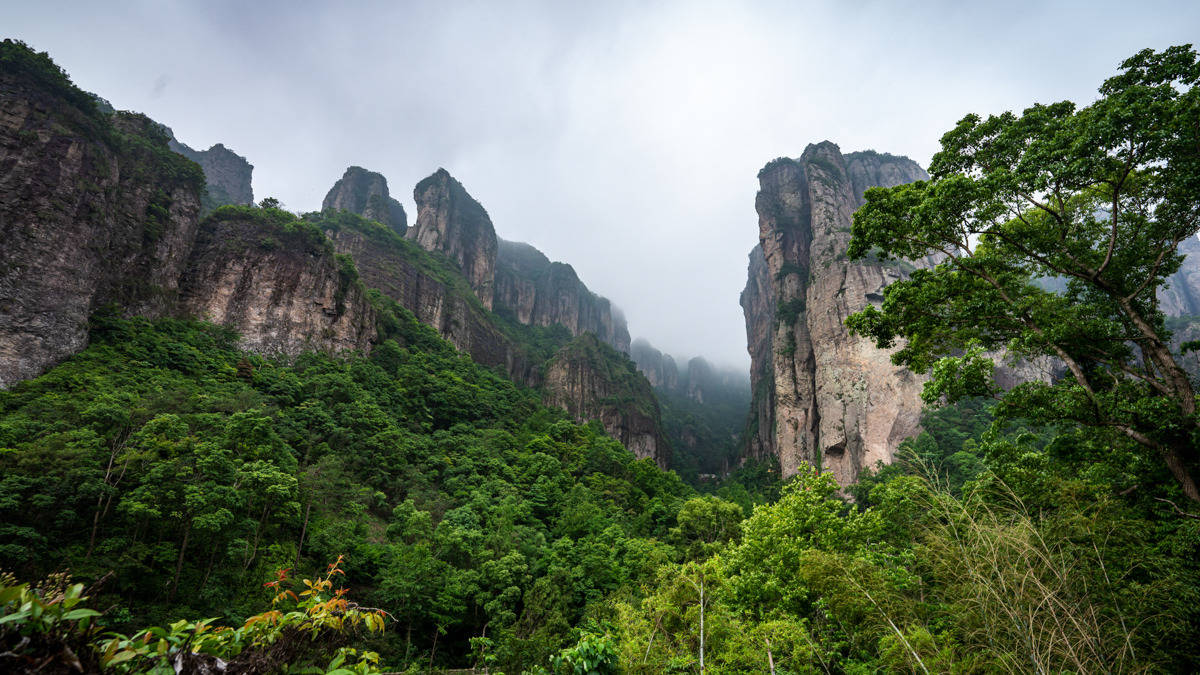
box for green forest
[2,33,1199,675]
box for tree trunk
[244,502,271,570]
[295,501,312,567]
[169,524,191,603]
[1164,444,1200,503]
[199,540,219,594]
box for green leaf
[0,610,31,625]
[62,608,102,621]
[104,650,139,667]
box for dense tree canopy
[846,45,1200,501]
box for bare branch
[1154,497,1200,520]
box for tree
[846,45,1200,501]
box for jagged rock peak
[495,238,632,353]
[0,44,204,388]
[408,168,498,310]
[742,141,931,486]
[322,166,407,235]
[0,41,374,389]
[165,130,254,210]
[843,150,929,206]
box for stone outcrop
[740,245,776,461]
[407,169,497,309]
[0,55,204,388]
[322,166,407,235]
[630,338,679,390]
[322,215,539,384]
[742,143,931,485]
[543,335,670,467]
[167,132,253,211]
[0,42,375,387]
[179,214,375,355]
[323,177,668,455]
[495,239,631,353]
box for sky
[4,0,1198,370]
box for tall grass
[914,477,1153,673]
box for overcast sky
[5,1,1197,369]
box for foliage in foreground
[612,457,1200,673]
[1,559,384,674]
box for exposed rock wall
[0,61,204,388]
[167,132,253,210]
[544,335,670,467]
[322,166,407,235]
[630,338,679,390]
[740,245,776,461]
[743,143,930,485]
[179,215,375,355]
[407,169,497,309]
[323,222,538,384]
[495,239,632,353]
[0,43,378,387]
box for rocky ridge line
[322,166,407,235]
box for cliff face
[322,166,407,235]
[743,143,930,485]
[495,239,632,353]
[321,173,668,455]
[544,335,670,467]
[0,57,204,388]
[630,338,679,390]
[740,245,776,461]
[167,132,253,211]
[179,213,375,355]
[322,215,538,384]
[407,169,497,309]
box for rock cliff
[740,245,776,461]
[630,338,680,390]
[495,239,632,353]
[0,41,375,386]
[321,211,539,384]
[179,209,376,355]
[407,169,497,309]
[543,335,670,467]
[322,166,407,235]
[742,143,931,485]
[0,46,205,388]
[320,173,668,455]
[166,132,253,212]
